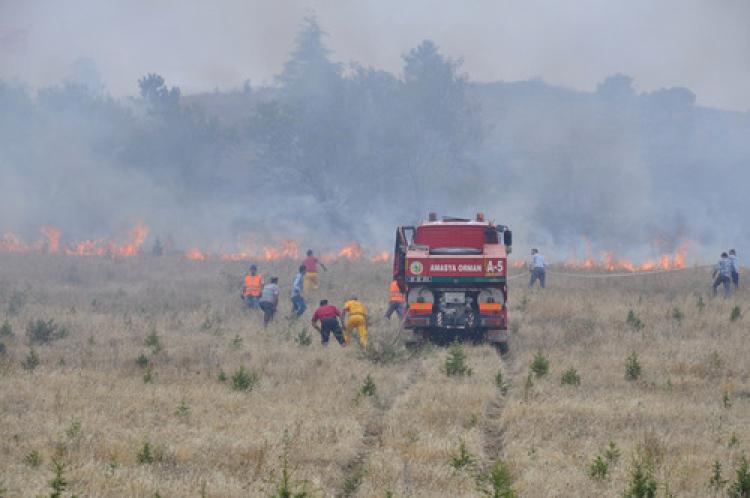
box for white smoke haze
[1,1,749,262]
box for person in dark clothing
[729,249,740,289]
[311,299,345,346]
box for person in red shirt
[311,299,344,346]
[303,249,327,292]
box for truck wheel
[494,341,509,355]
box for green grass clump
[231,366,258,392]
[444,342,472,377]
[626,310,644,331]
[561,367,581,386]
[529,352,549,378]
[450,440,475,470]
[26,319,68,344]
[625,352,642,381]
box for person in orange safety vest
[384,280,405,320]
[242,264,263,309]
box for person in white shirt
[529,248,546,289]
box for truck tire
[495,341,509,355]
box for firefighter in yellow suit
[342,295,368,347]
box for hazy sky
[2,0,749,110]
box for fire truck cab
[393,213,512,351]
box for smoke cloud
[1,3,748,262]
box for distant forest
[1,16,748,256]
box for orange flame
[39,226,60,253]
[370,251,390,263]
[561,241,690,272]
[64,221,149,257]
[338,242,363,261]
[185,248,207,261]
[0,232,29,253]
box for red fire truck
[393,213,512,352]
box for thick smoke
[1,14,748,261]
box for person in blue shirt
[528,248,546,289]
[291,265,307,316]
[712,252,732,298]
[728,249,740,290]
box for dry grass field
[0,254,748,497]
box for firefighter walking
[311,299,345,346]
[303,249,327,292]
[384,279,405,320]
[242,265,263,309]
[343,295,368,347]
[528,249,546,289]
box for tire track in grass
[337,355,424,497]
[480,348,519,467]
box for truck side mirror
[503,230,513,253]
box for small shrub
[21,348,40,371]
[143,368,154,384]
[26,319,68,344]
[522,372,534,401]
[728,456,750,498]
[342,471,363,496]
[358,340,404,365]
[671,307,684,324]
[135,353,149,369]
[625,352,642,381]
[495,370,509,394]
[517,295,529,312]
[444,342,472,377]
[49,459,69,498]
[24,450,42,468]
[200,311,223,336]
[730,306,742,322]
[7,290,27,316]
[145,329,161,354]
[709,460,726,491]
[626,310,645,331]
[604,441,621,464]
[623,460,657,498]
[105,459,119,476]
[0,320,12,337]
[218,370,227,383]
[450,440,475,470]
[273,451,309,498]
[561,367,580,386]
[476,459,516,497]
[588,455,609,480]
[728,433,739,449]
[229,334,243,350]
[295,328,312,346]
[137,441,155,464]
[231,366,258,392]
[529,351,549,378]
[723,391,732,409]
[359,375,377,398]
[65,419,81,439]
[176,399,190,418]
